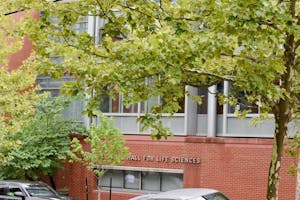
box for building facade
[8,12,297,200]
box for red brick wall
[55,136,296,200]
[7,11,38,71]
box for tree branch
[95,0,127,39]
[295,39,300,50]
[183,68,235,82]
[258,20,280,30]
[220,52,261,63]
[120,4,154,19]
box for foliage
[0,94,86,180]
[71,114,129,176]
[4,0,300,199]
[15,0,290,138]
[0,7,43,164]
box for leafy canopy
[71,114,129,176]
[0,94,86,180]
[14,0,298,139]
[6,0,300,199]
[0,5,43,163]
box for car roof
[0,180,46,188]
[131,188,220,200]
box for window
[99,93,138,113]
[161,173,183,191]
[197,88,208,114]
[217,82,224,114]
[197,84,223,114]
[36,75,67,97]
[228,82,259,114]
[203,192,229,200]
[100,170,124,188]
[99,169,183,192]
[99,76,185,114]
[142,172,160,191]
[36,75,85,123]
[72,16,88,34]
[7,186,23,197]
[124,171,140,189]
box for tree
[0,94,86,190]
[9,0,300,199]
[71,114,129,173]
[286,132,300,200]
[0,7,42,164]
[71,114,129,200]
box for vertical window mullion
[119,95,123,113]
[159,172,162,191]
[139,171,142,190]
[122,170,125,189]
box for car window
[0,187,9,196]
[25,185,57,197]
[203,192,229,200]
[8,186,23,197]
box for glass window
[216,82,225,114]
[203,192,229,200]
[0,186,9,195]
[99,93,138,113]
[25,186,57,198]
[124,171,140,189]
[100,170,124,188]
[197,88,208,114]
[99,94,110,113]
[8,186,23,196]
[99,170,183,192]
[161,173,183,191]
[72,16,88,34]
[36,75,85,122]
[142,97,160,113]
[142,172,160,191]
[228,93,259,113]
[228,82,259,114]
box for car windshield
[25,184,58,197]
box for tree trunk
[296,155,300,200]
[267,103,290,200]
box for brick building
[7,10,297,200]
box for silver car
[129,188,230,200]
[0,180,74,200]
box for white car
[129,188,230,200]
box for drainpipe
[207,85,217,137]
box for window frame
[98,166,183,193]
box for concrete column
[222,81,229,135]
[184,86,198,135]
[207,85,217,137]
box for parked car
[0,180,74,200]
[129,188,230,200]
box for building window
[99,169,183,192]
[197,88,208,114]
[161,173,183,191]
[36,75,85,123]
[72,16,88,34]
[99,94,138,113]
[141,171,160,191]
[217,82,224,114]
[228,82,259,114]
